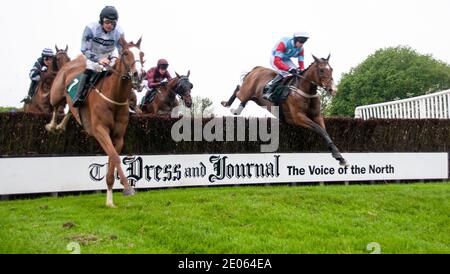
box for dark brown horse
[23,46,70,114]
[46,37,145,207]
[223,55,347,166]
[140,72,193,115]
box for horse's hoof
[123,188,136,196]
[55,125,66,132]
[106,203,117,208]
[339,158,349,167]
[45,124,54,132]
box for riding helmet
[41,48,54,58]
[293,31,309,43]
[99,6,119,23]
[157,59,169,69]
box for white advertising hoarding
[0,153,448,195]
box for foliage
[0,107,20,113]
[177,96,213,117]
[327,46,450,116]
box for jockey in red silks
[262,32,309,102]
[140,59,172,106]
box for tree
[0,107,20,112]
[327,46,450,117]
[177,96,214,117]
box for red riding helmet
[157,59,169,69]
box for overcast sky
[1,0,449,108]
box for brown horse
[46,37,146,208]
[23,46,70,114]
[223,55,347,166]
[140,72,193,115]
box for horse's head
[173,71,193,108]
[118,36,146,90]
[54,45,70,71]
[309,54,337,96]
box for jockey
[140,59,172,106]
[262,32,309,101]
[21,48,54,103]
[73,6,124,107]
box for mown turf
[0,183,449,254]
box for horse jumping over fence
[140,72,193,115]
[46,37,145,208]
[223,55,347,166]
[23,46,70,114]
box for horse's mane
[52,55,58,72]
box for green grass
[0,182,449,254]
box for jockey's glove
[288,68,298,75]
[41,66,48,72]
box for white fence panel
[355,89,450,119]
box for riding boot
[262,74,284,101]
[142,88,157,106]
[73,69,94,108]
[21,80,38,103]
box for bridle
[290,60,335,96]
[94,48,145,106]
[107,48,144,90]
[173,76,192,97]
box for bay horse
[140,72,193,115]
[223,55,348,166]
[46,37,146,208]
[23,46,70,114]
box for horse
[23,46,70,114]
[140,72,193,115]
[45,37,146,208]
[128,89,142,115]
[223,55,347,166]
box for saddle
[271,76,294,104]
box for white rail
[354,89,450,119]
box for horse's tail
[240,66,263,83]
[221,85,240,107]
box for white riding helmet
[293,32,310,43]
[294,31,310,39]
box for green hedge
[0,112,448,156]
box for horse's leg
[291,112,347,166]
[222,85,240,107]
[231,93,248,115]
[56,112,72,131]
[105,157,116,208]
[312,115,347,166]
[111,134,135,196]
[93,126,134,207]
[45,109,58,132]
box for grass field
[0,182,449,254]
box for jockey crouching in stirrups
[72,6,124,108]
[262,32,309,102]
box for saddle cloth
[66,71,111,100]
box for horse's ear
[55,45,59,52]
[136,37,142,48]
[175,72,180,78]
[187,70,190,77]
[65,45,68,52]
[326,54,331,61]
[312,54,320,63]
